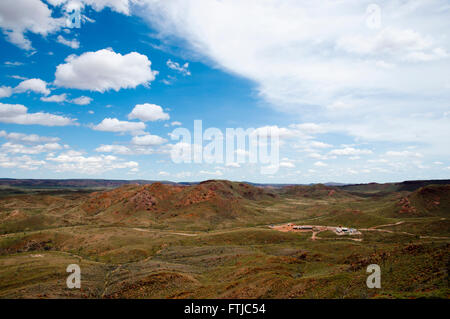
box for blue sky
[0,0,449,183]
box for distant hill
[0,178,448,193]
[281,184,353,199]
[339,179,450,194]
[0,178,178,188]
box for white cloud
[385,150,423,158]
[289,123,327,135]
[0,154,45,170]
[137,1,450,111]
[253,125,297,139]
[54,48,158,92]
[92,118,145,134]
[0,130,60,143]
[47,150,138,174]
[0,0,64,50]
[14,78,50,95]
[4,61,23,66]
[308,141,332,149]
[329,147,373,156]
[95,144,132,155]
[71,96,92,105]
[135,0,450,165]
[56,35,80,49]
[199,170,223,176]
[314,161,328,167]
[9,75,27,80]
[367,158,388,164]
[128,103,169,122]
[171,121,182,126]
[404,48,449,62]
[39,93,92,105]
[131,133,167,146]
[1,142,61,154]
[336,27,433,56]
[0,86,13,98]
[0,102,76,126]
[48,0,133,15]
[280,161,295,168]
[166,59,191,75]
[41,93,67,103]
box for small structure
[293,225,313,230]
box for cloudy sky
[0,0,449,183]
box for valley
[0,179,448,299]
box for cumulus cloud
[131,134,167,146]
[56,35,80,49]
[41,93,67,103]
[314,161,328,167]
[308,141,332,149]
[47,150,138,174]
[92,118,145,134]
[289,123,328,135]
[0,102,76,126]
[71,96,92,105]
[1,141,61,154]
[39,93,92,105]
[0,154,46,170]
[54,48,158,92]
[128,103,169,122]
[14,78,50,95]
[329,147,373,156]
[0,86,13,98]
[0,130,60,143]
[95,144,132,155]
[280,161,295,168]
[0,0,64,50]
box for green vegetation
[0,181,448,298]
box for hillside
[340,179,450,194]
[77,180,279,229]
[0,179,448,298]
[282,184,353,199]
[397,184,450,217]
